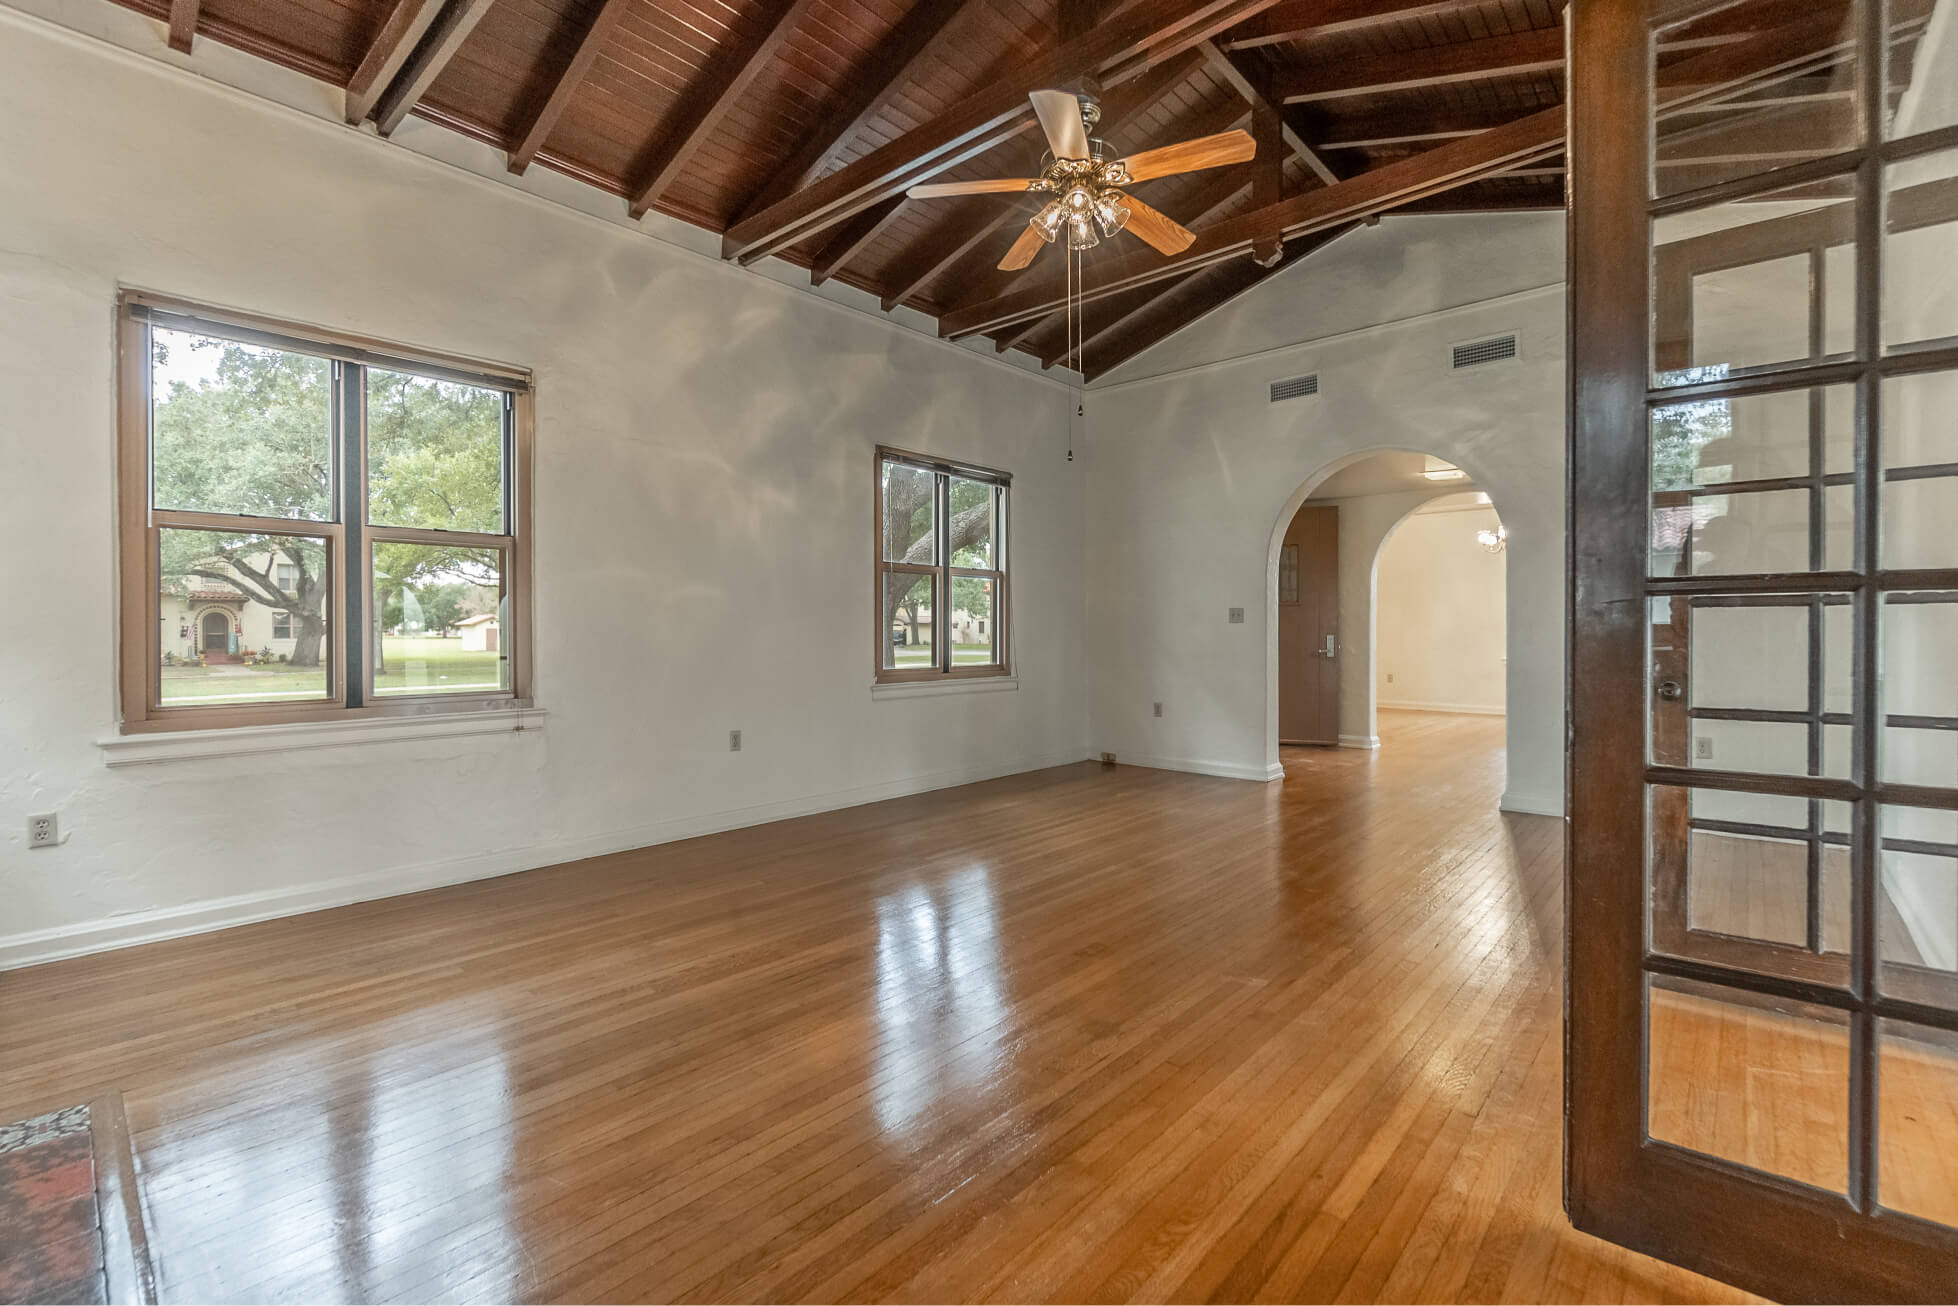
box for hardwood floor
[0,710,1758,1304]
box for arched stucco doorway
[1267,448,1541,813]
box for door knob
[1656,679,1683,701]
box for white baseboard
[1500,789,1566,818]
[1119,754,1284,783]
[1378,700,1506,716]
[0,747,1095,972]
[1338,734,1380,750]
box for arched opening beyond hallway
[1269,450,1518,808]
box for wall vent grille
[1452,335,1519,369]
[1269,373,1320,402]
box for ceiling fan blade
[905,178,1038,199]
[997,224,1047,271]
[1119,197,1196,257]
[1118,129,1257,183]
[1029,88,1090,161]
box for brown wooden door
[1567,1,1958,1299]
[1278,504,1338,746]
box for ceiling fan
[904,89,1256,271]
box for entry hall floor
[0,711,1752,1303]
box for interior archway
[1267,449,1523,809]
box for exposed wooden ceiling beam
[506,0,630,176]
[1317,106,1530,150]
[1274,28,1565,105]
[734,0,981,223]
[940,11,1848,339]
[809,197,911,287]
[167,0,199,53]
[1197,39,1336,186]
[626,0,824,220]
[941,103,1562,338]
[718,0,1288,265]
[372,0,497,136]
[344,0,445,125]
[1082,223,1357,380]
[881,206,1023,314]
[1221,0,1463,52]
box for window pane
[1652,0,1860,200]
[949,477,994,568]
[150,328,332,521]
[881,461,936,564]
[1646,975,1850,1194]
[883,573,935,670]
[1880,373,1958,571]
[1650,784,1851,986]
[1652,177,1856,386]
[1879,1020,1958,1229]
[951,576,997,666]
[1884,146,1958,351]
[372,542,508,696]
[1879,806,1958,998]
[1650,388,1854,577]
[159,528,330,704]
[366,369,505,533]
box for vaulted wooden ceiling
[121,0,1893,379]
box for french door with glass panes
[1567,0,1958,1299]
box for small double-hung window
[116,293,532,731]
[875,447,1009,683]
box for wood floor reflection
[1,711,1755,1303]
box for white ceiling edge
[0,0,1083,392]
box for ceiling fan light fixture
[1092,190,1130,237]
[1031,199,1067,243]
[1066,213,1100,250]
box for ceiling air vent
[1452,334,1519,369]
[1269,373,1320,402]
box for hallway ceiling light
[1477,526,1508,554]
[1422,457,1467,482]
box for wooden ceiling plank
[942,9,1854,339]
[810,196,911,286]
[718,0,1288,264]
[167,0,199,53]
[1274,27,1566,105]
[372,0,498,136]
[1197,39,1336,185]
[1221,0,1465,52]
[626,0,827,221]
[734,0,981,223]
[345,0,446,126]
[507,0,632,176]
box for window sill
[97,704,546,767]
[870,676,1018,701]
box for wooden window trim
[873,445,1010,685]
[116,292,535,734]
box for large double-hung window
[116,293,532,731]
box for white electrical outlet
[729,729,742,752]
[28,813,58,848]
[1228,607,1245,624]
[1695,736,1714,761]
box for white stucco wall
[1081,215,1568,814]
[0,6,1090,966]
